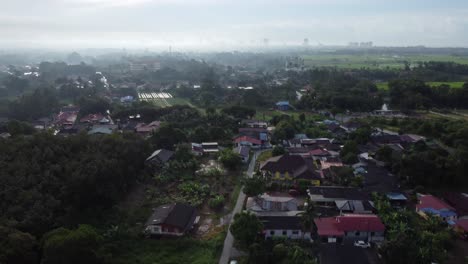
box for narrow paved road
[218,150,260,264]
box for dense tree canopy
[8,87,59,121]
[0,133,150,237]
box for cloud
[0,0,467,48]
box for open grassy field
[106,232,225,264]
[302,54,468,69]
[376,81,466,91]
[167,98,195,107]
[253,109,323,122]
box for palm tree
[298,197,318,240]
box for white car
[354,240,371,248]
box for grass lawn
[254,109,323,122]
[426,82,465,88]
[376,81,466,91]
[302,54,468,69]
[167,98,195,107]
[255,150,273,170]
[105,231,225,264]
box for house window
[356,232,360,236]
[371,232,375,236]
[292,231,299,235]
[152,226,161,233]
[282,231,287,235]
[270,231,275,235]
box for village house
[307,186,370,207]
[234,135,262,148]
[192,142,220,155]
[370,133,402,145]
[202,142,219,153]
[260,154,321,185]
[320,156,344,170]
[146,149,175,168]
[314,214,385,243]
[335,200,375,214]
[236,146,250,163]
[443,192,468,217]
[416,194,458,223]
[54,106,79,128]
[327,123,347,138]
[454,219,468,240]
[341,120,362,133]
[261,216,311,240]
[79,113,112,125]
[144,203,198,236]
[386,192,408,208]
[135,121,161,136]
[242,120,268,129]
[246,193,298,212]
[309,148,331,160]
[87,126,114,135]
[238,127,269,142]
[275,101,290,111]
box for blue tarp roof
[276,101,289,106]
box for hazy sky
[1,0,468,49]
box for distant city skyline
[1,0,468,49]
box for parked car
[354,240,371,248]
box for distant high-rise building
[263,38,269,46]
[359,42,373,47]
[129,59,161,72]
[303,38,309,46]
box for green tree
[6,120,35,136]
[376,145,393,163]
[299,113,306,123]
[340,140,359,164]
[41,225,103,264]
[272,146,286,156]
[219,148,242,170]
[151,124,187,150]
[208,195,225,211]
[243,176,267,197]
[0,226,38,264]
[230,212,263,250]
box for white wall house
[260,216,311,240]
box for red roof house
[455,219,468,232]
[234,135,262,146]
[309,148,330,157]
[80,113,110,124]
[416,195,454,211]
[136,121,161,135]
[314,214,385,243]
[416,195,457,222]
